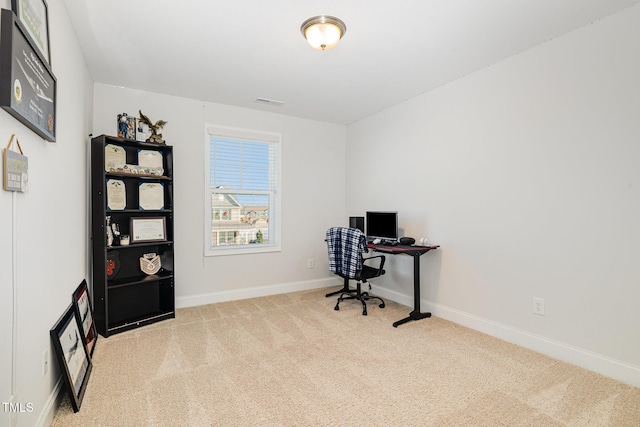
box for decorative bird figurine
[138,110,168,144]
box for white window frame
[204,125,281,256]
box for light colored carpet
[52,288,640,426]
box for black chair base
[325,279,350,298]
[334,282,385,316]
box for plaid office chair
[325,227,386,315]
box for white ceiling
[63,0,640,125]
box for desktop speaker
[399,237,415,245]
[349,216,364,233]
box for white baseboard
[36,377,63,427]
[372,286,640,388]
[176,278,338,308]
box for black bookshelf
[90,135,175,337]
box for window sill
[205,243,281,257]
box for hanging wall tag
[3,134,28,192]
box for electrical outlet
[42,348,49,376]
[307,258,315,269]
[532,297,545,316]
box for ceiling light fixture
[300,15,346,51]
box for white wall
[347,5,640,386]
[4,3,635,423]
[92,84,346,307]
[0,1,94,426]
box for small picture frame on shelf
[130,217,167,243]
[72,279,98,357]
[117,113,136,140]
[50,304,93,412]
[136,120,149,142]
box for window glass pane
[210,192,270,246]
[206,130,279,254]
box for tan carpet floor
[52,288,640,426]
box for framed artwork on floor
[50,304,93,412]
[72,279,98,357]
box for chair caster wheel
[334,305,340,311]
[363,311,368,316]
[379,303,385,308]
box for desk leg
[393,253,431,327]
[325,277,350,297]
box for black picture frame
[50,304,93,412]
[0,9,56,142]
[72,280,98,357]
[11,0,50,65]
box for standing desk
[368,243,440,327]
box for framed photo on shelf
[72,279,98,357]
[130,217,167,243]
[117,113,136,140]
[0,9,56,142]
[11,0,50,65]
[50,304,93,412]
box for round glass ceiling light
[300,15,347,51]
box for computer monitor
[366,211,398,241]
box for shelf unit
[90,134,175,337]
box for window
[204,126,281,256]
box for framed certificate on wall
[11,0,51,64]
[0,9,56,141]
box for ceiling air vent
[255,98,285,107]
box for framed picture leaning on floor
[72,279,98,357]
[50,304,93,412]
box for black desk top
[368,243,440,255]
